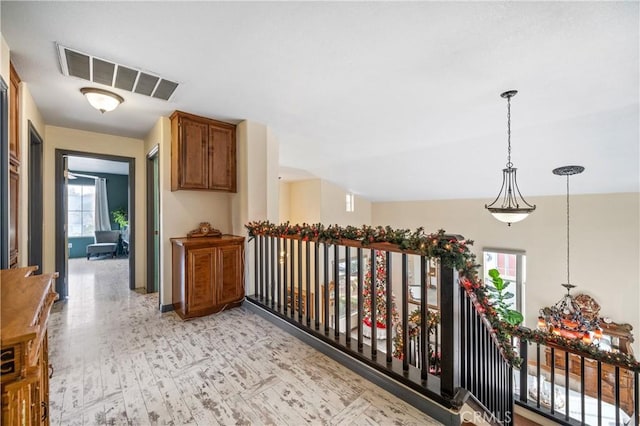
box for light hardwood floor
[48,258,441,425]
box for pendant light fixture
[485,90,536,225]
[80,87,124,113]
[538,165,600,339]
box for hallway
[47,258,441,425]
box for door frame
[28,121,43,273]
[146,144,159,297]
[55,149,136,299]
[0,77,8,269]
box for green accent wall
[68,171,129,258]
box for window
[68,184,95,237]
[483,248,526,323]
[346,193,355,212]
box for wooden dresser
[171,235,244,319]
[1,267,58,425]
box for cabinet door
[1,371,40,425]
[208,125,236,192]
[217,244,244,305]
[187,248,216,313]
[179,118,209,189]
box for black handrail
[460,285,514,425]
[517,336,639,425]
[247,234,463,409]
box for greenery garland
[245,221,640,373]
[391,309,441,370]
[245,221,479,276]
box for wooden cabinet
[170,111,237,192]
[545,349,635,416]
[171,235,244,319]
[1,267,58,425]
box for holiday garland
[245,221,478,276]
[245,221,640,373]
[392,308,441,373]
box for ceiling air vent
[57,44,179,101]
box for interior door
[146,147,160,295]
[28,122,43,273]
[54,152,69,299]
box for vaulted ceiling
[2,2,638,201]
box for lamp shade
[80,87,124,113]
[489,211,531,224]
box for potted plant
[111,208,128,230]
[486,268,524,325]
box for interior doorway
[55,149,135,299]
[146,145,160,301]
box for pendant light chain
[566,174,570,285]
[506,96,512,168]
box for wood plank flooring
[48,258,441,425]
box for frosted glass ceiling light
[80,87,124,113]
[485,90,536,226]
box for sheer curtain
[94,178,111,231]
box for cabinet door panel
[208,125,236,192]
[187,248,216,312]
[180,119,209,189]
[217,245,243,305]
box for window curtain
[94,178,111,231]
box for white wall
[373,193,640,354]
[43,126,147,288]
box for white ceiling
[2,2,638,201]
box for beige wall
[18,82,45,266]
[1,34,9,82]
[288,179,321,224]
[2,35,47,268]
[43,126,147,288]
[279,181,291,224]
[283,178,372,227]
[145,116,234,307]
[373,193,640,354]
[232,120,280,295]
[321,180,372,226]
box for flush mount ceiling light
[485,90,536,226]
[80,87,124,113]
